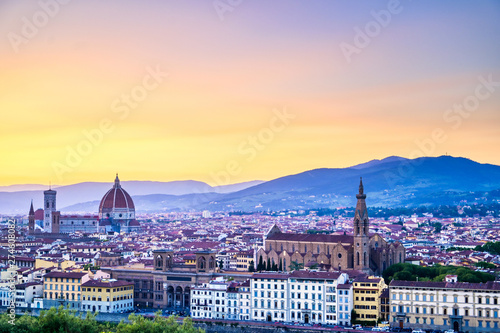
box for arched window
[363,252,367,266]
[317,245,320,254]
[356,252,360,266]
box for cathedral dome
[99,175,135,220]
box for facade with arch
[104,250,218,309]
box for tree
[258,255,264,271]
[248,260,255,272]
[278,258,283,271]
[267,258,271,271]
[289,261,304,271]
[218,259,223,270]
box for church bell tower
[353,177,370,273]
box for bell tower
[353,177,370,273]
[43,187,57,233]
[28,200,35,235]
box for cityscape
[1,1,500,333]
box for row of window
[393,305,499,318]
[392,293,499,304]
[82,294,132,301]
[44,278,80,283]
[81,286,132,292]
[45,284,80,291]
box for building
[338,283,354,326]
[42,271,88,309]
[98,175,140,234]
[251,271,351,325]
[190,277,231,320]
[352,276,387,323]
[390,276,500,332]
[251,272,289,322]
[103,250,218,309]
[13,282,43,309]
[256,179,405,275]
[234,249,254,272]
[81,279,134,313]
[28,175,140,235]
[237,280,251,320]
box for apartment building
[353,276,387,323]
[43,271,89,309]
[338,283,354,326]
[190,277,230,320]
[389,275,500,332]
[251,273,289,322]
[81,279,134,313]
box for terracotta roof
[44,271,87,279]
[251,272,289,280]
[82,279,133,288]
[99,176,135,211]
[35,209,44,220]
[290,271,342,280]
[267,233,354,244]
[390,280,500,291]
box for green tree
[258,255,263,271]
[278,258,283,271]
[289,261,304,271]
[267,258,271,271]
[248,260,255,272]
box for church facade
[256,179,405,275]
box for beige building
[390,275,500,332]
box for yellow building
[36,258,75,270]
[235,249,254,272]
[353,276,387,323]
[43,271,89,309]
[81,279,134,313]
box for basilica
[28,175,140,235]
[256,178,405,275]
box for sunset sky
[1,0,499,186]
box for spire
[356,177,366,199]
[114,173,121,188]
[29,200,35,215]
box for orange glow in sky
[0,1,499,186]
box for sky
[1,0,499,186]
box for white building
[390,276,500,332]
[337,283,354,326]
[190,277,230,320]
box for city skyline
[1,1,499,186]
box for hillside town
[0,177,499,333]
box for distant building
[257,179,405,275]
[28,175,140,235]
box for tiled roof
[82,279,133,288]
[267,233,354,244]
[44,271,87,279]
[290,271,342,280]
[390,280,500,291]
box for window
[430,295,434,302]
[443,295,447,302]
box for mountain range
[2,156,500,215]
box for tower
[28,200,35,235]
[43,188,57,232]
[353,177,370,273]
